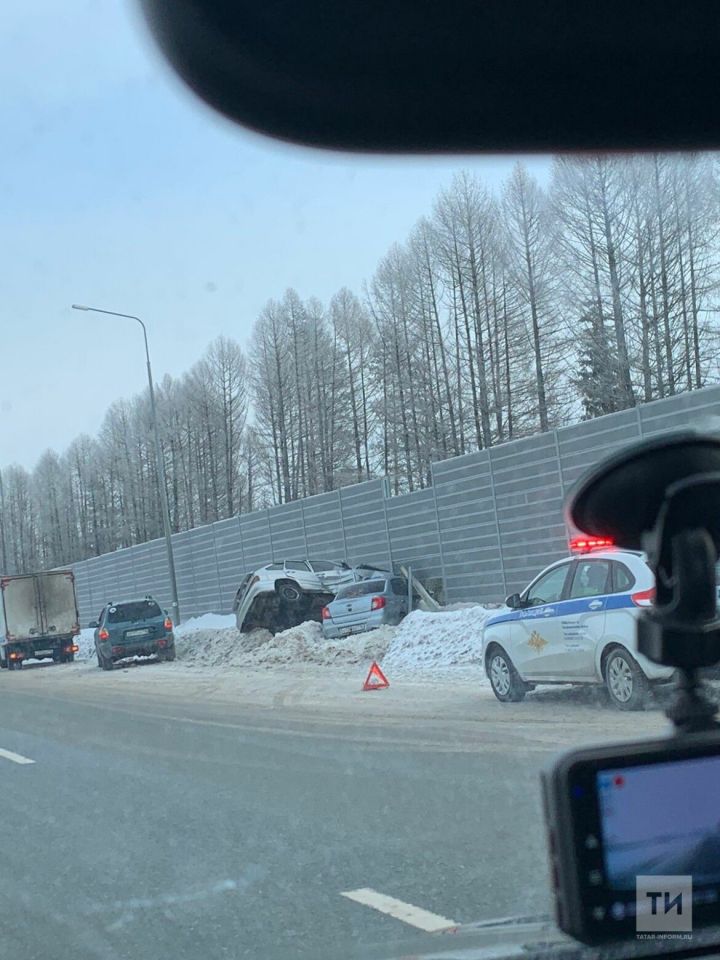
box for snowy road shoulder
[74,604,499,679]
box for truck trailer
[0,571,80,670]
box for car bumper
[322,610,389,639]
[634,651,675,682]
[100,634,174,661]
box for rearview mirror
[88,620,99,629]
[505,594,522,610]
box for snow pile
[73,604,504,675]
[175,619,395,668]
[74,615,235,664]
[381,606,501,671]
[175,613,236,635]
[75,628,96,662]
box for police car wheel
[487,647,527,703]
[604,648,649,711]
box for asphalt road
[0,663,670,960]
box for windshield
[3,3,720,958]
[107,601,162,623]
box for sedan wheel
[490,655,511,696]
[605,648,649,711]
[487,648,527,703]
[608,656,632,702]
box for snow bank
[74,604,505,677]
[175,613,236,635]
[76,628,96,662]
[381,606,500,671]
[74,614,235,663]
[175,619,394,669]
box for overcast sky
[2,0,549,469]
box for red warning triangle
[362,661,389,691]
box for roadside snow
[175,613,236,635]
[74,614,236,664]
[76,629,96,662]
[175,620,394,668]
[381,606,498,672]
[73,603,504,681]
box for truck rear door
[1,577,42,642]
[36,572,78,637]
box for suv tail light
[371,596,386,611]
[631,588,655,607]
[164,617,173,631]
[321,606,331,620]
[98,627,110,641]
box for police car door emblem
[528,630,548,651]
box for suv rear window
[335,579,387,599]
[107,600,162,623]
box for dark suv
[90,598,175,671]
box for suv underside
[240,583,335,633]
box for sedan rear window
[107,600,162,623]
[612,562,636,593]
[335,580,386,599]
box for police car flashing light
[482,547,673,710]
[568,536,615,554]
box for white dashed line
[0,748,35,765]
[340,887,456,932]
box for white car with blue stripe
[482,538,675,710]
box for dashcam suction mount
[569,431,720,733]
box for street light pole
[72,304,181,624]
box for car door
[512,561,573,679]
[557,557,612,679]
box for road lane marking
[0,748,35,765]
[341,887,456,932]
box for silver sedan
[321,576,413,638]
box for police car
[482,537,675,710]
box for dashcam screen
[597,755,720,891]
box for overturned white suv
[233,560,387,634]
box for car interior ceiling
[139,0,720,153]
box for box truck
[0,571,80,670]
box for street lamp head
[71,304,91,311]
